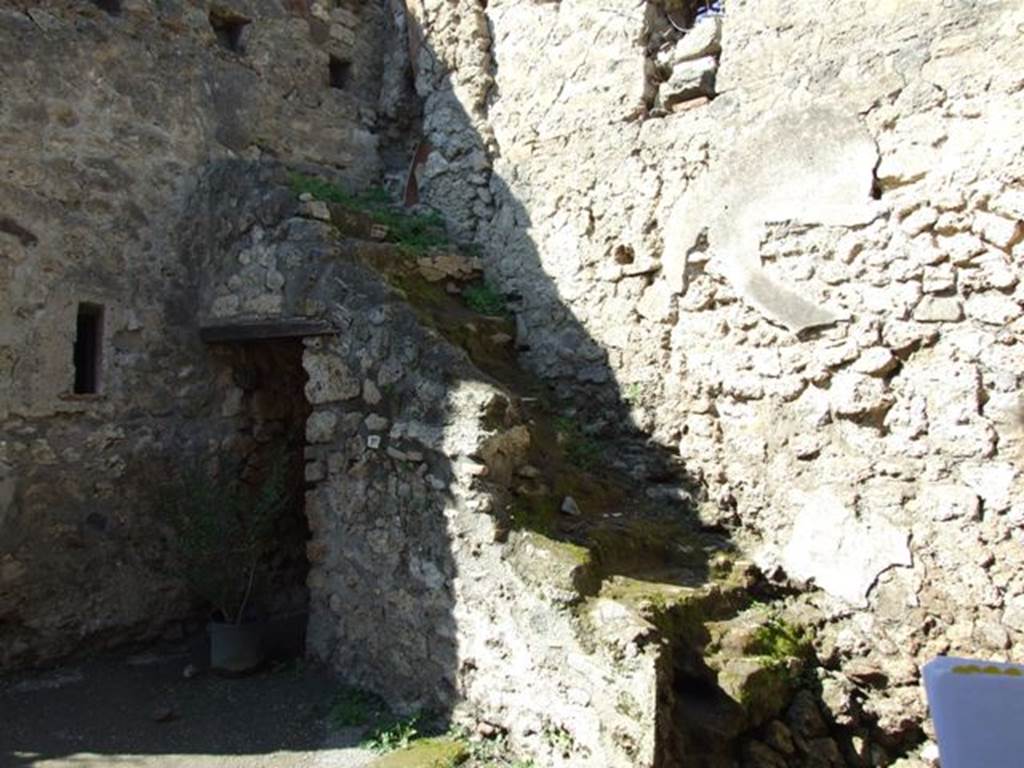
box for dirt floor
[0,649,377,768]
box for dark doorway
[214,339,312,660]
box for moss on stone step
[508,530,600,600]
[749,616,814,662]
[588,519,711,574]
[367,737,469,768]
[705,608,817,726]
[291,172,449,253]
[596,574,718,647]
[358,253,527,392]
[580,556,758,659]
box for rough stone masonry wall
[408,0,1024,754]
[0,0,393,666]
[187,162,673,768]
[297,269,668,768]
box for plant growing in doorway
[157,452,290,671]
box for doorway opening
[213,338,312,661]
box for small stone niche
[93,0,122,15]
[639,0,724,115]
[328,55,353,90]
[73,303,104,395]
[663,0,722,30]
[209,8,251,54]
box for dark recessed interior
[209,10,251,53]
[328,55,353,90]
[93,0,122,15]
[216,339,312,652]
[73,303,104,395]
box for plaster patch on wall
[665,105,883,332]
[781,486,912,607]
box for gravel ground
[0,650,376,768]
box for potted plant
[158,453,289,673]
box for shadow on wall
[379,4,906,765]
[107,146,719,768]
[0,6,877,768]
[248,5,760,764]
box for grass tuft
[289,172,449,254]
[463,282,506,316]
[363,714,421,753]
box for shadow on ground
[0,2,879,767]
[0,649,372,768]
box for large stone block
[782,486,911,606]
[304,353,361,403]
[661,56,717,106]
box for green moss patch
[598,575,704,620]
[749,616,814,663]
[704,609,817,726]
[525,531,594,568]
[289,173,389,208]
[462,281,507,316]
[596,574,712,644]
[368,737,469,768]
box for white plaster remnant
[664,106,881,333]
[782,487,912,606]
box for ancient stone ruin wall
[0,0,392,666]
[186,162,676,767]
[3,0,1023,764]
[2,5,699,764]
[410,0,1024,752]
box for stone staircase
[185,166,881,767]
[301,189,863,768]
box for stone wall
[408,0,1024,758]
[0,0,393,666]
[183,162,681,767]
[3,0,1023,764]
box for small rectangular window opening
[209,10,251,53]
[329,56,353,90]
[93,0,122,15]
[73,303,104,395]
